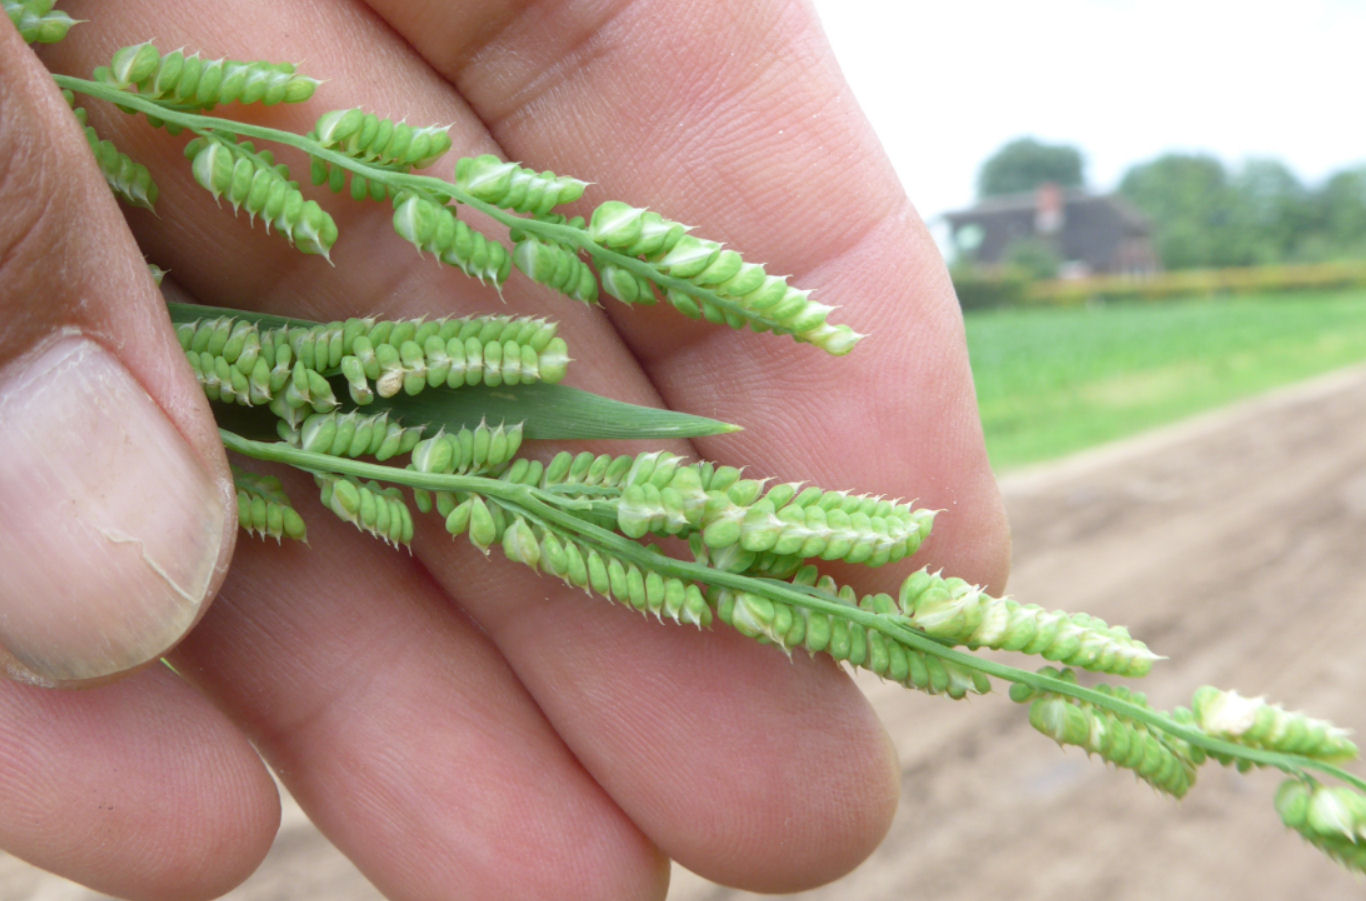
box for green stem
[56,74,800,334]
[219,428,1366,793]
[54,74,562,235]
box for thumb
[0,24,235,686]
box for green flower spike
[1193,686,1358,762]
[900,569,1161,677]
[1277,780,1366,873]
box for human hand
[4,2,1009,898]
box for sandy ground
[7,364,1366,900]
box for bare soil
[8,365,1366,900]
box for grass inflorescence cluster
[13,1,1366,885]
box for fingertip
[518,610,903,894]
[116,756,282,901]
[0,666,281,901]
[0,337,231,684]
[148,789,282,901]
[0,16,236,686]
[673,651,903,893]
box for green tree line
[979,138,1366,270]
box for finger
[0,21,234,685]
[46,3,906,892]
[366,0,1000,887]
[0,29,274,894]
[0,665,278,901]
[171,502,669,901]
[370,0,1011,591]
[412,526,901,892]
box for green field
[965,290,1366,471]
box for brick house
[944,184,1160,277]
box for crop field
[965,289,1366,469]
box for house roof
[945,188,1150,229]
[943,188,1154,273]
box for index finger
[364,0,1011,592]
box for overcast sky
[812,0,1366,227]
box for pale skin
[0,2,1010,899]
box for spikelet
[513,451,639,497]
[346,330,568,398]
[711,581,989,699]
[1192,687,1357,763]
[183,348,258,406]
[560,451,938,571]
[1276,780,1366,874]
[616,476,708,540]
[610,452,936,568]
[177,317,277,405]
[455,154,587,217]
[79,123,157,210]
[103,42,318,109]
[310,108,453,200]
[269,360,339,431]
[177,316,303,408]
[489,515,714,628]
[4,0,77,44]
[263,315,563,364]
[496,457,546,488]
[512,237,598,304]
[598,263,658,305]
[185,136,337,258]
[900,569,1161,677]
[439,488,717,631]
[312,108,452,169]
[586,202,690,258]
[315,473,413,548]
[587,200,861,355]
[441,493,505,553]
[233,467,306,543]
[392,191,511,285]
[1013,667,1198,798]
[178,313,572,413]
[688,534,805,580]
[297,411,424,461]
[408,421,523,476]
[711,485,935,567]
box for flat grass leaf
[366,382,740,440]
[168,301,311,331]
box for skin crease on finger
[368,0,1011,591]
[36,0,1011,896]
[171,500,672,901]
[0,667,281,901]
[0,19,238,688]
[0,25,279,901]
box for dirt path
[8,365,1366,900]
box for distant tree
[1316,165,1366,256]
[1228,158,1311,262]
[977,137,1084,199]
[1120,152,1366,268]
[1119,153,1235,269]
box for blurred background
[817,0,1366,471]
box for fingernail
[0,336,226,684]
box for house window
[956,224,984,256]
